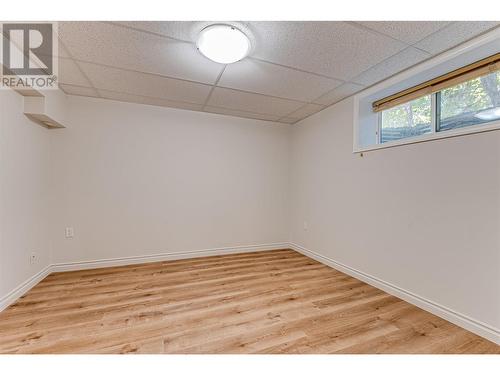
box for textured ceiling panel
[59,83,100,97]
[352,47,431,86]
[219,58,343,102]
[54,21,499,124]
[79,62,211,104]
[58,58,92,87]
[414,21,500,54]
[59,22,223,84]
[204,106,282,122]
[278,117,301,124]
[313,82,365,106]
[248,21,407,80]
[54,39,72,58]
[207,87,305,117]
[356,21,451,44]
[111,21,196,41]
[97,89,204,111]
[112,21,255,46]
[286,103,325,120]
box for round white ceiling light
[196,24,251,64]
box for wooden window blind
[372,53,500,113]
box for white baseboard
[289,242,500,345]
[0,242,289,312]
[51,242,289,273]
[2,241,498,346]
[0,264,52,312]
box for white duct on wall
[23,89,67,128]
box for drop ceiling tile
[59,83,100,97]
[207,87,305,117]
[278,117,300,124]
[414,22,500,55]
[98,89,203,111]
[204,106,281,122]
[58,21,223,84]
[55,39,72,58]
[352,47,431,86]
[248,21,406,80]
[111,21,200,42]
[313,82,365,106]
[285,103,325,119]
[79,62,211,104]
[219,58,343,102]
[58,57,92,86]
[112,21,254,44]
[356,21,451,44]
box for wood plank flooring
[0,249,498,354]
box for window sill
[353,120,500,154]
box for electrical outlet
[65,227,74,239]
[29,252,37,265]
[303,221,308,231]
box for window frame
[377,79,499,145]
[371,115,500,151]
[377,94,435,144]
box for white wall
[0,90,52,298]
[50,96,290,264]
[290,96,500,334]
[2,86,498,342]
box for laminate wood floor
[0,249,498,354]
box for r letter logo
[1,22,58,90]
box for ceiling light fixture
[196,24,251,64]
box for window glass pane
[381,95,432,143]
[439,71,500,131]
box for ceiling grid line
[103,21,192,44]
[347,21,414,46]
[101,21,366,84]
[64,58,214,88]
[247,56,349,83]
[348,46,431,86]
[56,21,500,124]
[61,56,317,105]
[57,39,102,98]
[202,65,227,110]
[63,83,284,121]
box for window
[355,37,500,153]
[378,70,500,143]
[373,53,500,146]
[378,70,499,144]
[438,71,500,131]
[380,95,432,143]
